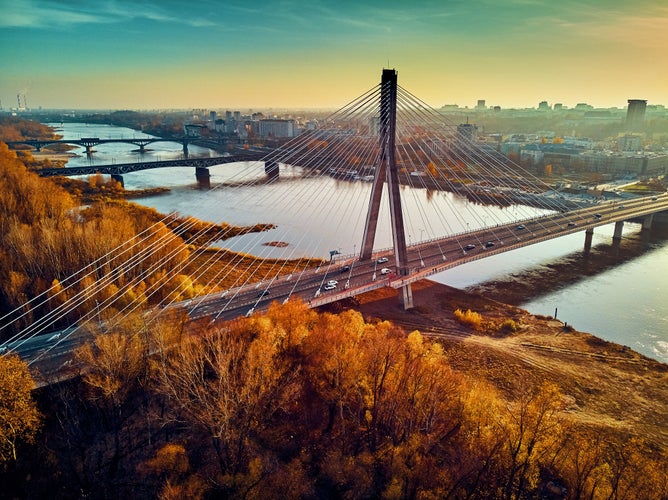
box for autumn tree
[367,329,465,498]
[73,311,156,486]
[0,354,40,465]
[497,382,567,499]
[153,313,300,493]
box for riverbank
[332,280,668,449]
[29,150,77,167]
[467,225,668,306]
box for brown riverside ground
[322,279,668,450]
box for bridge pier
[642,214,654,231]
[584,228,594,253]
[80,138,100,158]
[182,140,189,158]
[399,284,414,310]
[612,220,624,254]
[111,174,124,188]
[196,167,210,188]
[265,160,280,180]
[612,220,624,241]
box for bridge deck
[34,152,266,177]
[175,193,668,322]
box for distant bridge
[34,151,270,186]
[5,136,196,155]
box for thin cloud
[0,0,216,28]
[0,0,111,28]
[510,3,668,48]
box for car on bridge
[340,265,350,273]
[257,290,270,298]
[484,241,495,248]
[594,213,602,219]
[326,280,338,286]
[464,244,476,251]
[377,257,389,264]
[380,267,391,275]
[516,224,526,230]
[323,283,337,291]
[567,222,576,227]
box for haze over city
[1,0,667,110]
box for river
[47,122,668,363]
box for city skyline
[1,0,667,110]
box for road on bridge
[171,192,668,320]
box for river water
[48,122,668,363]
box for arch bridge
[6,136,197,155]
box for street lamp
[329,249,340,262]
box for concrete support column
[611,220,624,253]
[611,220,624,250]
[111,174,124,188]
[584,228,594,253]
[195,166,210,188]
[642,214,654,231]
[399,284,414,310]
[612,220,624,240]
[183,140,189,157]
[85,145,93,157]
[265,160,280,180]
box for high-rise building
[626,99,647,130]
[258,119,296,138]
[538,101,550,110]
[476,99,486,109]
[369,116,380,136]
[457,123,478,142]
[618,134,642,152]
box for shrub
[453,308,482,330]
[500,318,520,333]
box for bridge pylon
[360,68,413,309]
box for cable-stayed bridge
[2,69,667,380]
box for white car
[377,257,389,264]
[326,279,338,286]
[380,267,391,275]
[324,283,337,290]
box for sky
[1,0,667,111]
